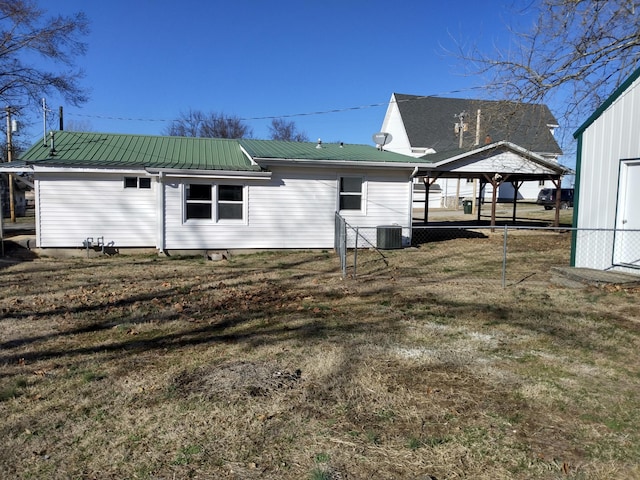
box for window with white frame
[218,185,244,220]
[185,184,213,219]
[339,176,363,211]
[124,176,152,189]
[184,183,245,221]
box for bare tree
[0,1,89,110]
[164,109,206,137]
[63,118,93,132]
[459,0,640,142]
[164,109,253,139]
[268,118,309,142]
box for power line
[63,86,490,124]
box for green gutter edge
[570,134,582,267]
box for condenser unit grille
[377,225,402,249]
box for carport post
[422,175,440,224]
[511,181,523,223]
[551,177,562,227]
[477,178,485,222]
[422,177,429,224]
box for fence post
[354,226,358,278]
[342,218,348,278]
[502,225,508,288]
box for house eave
[148,167,272,179]
[251,157,421,170]
[0,164,271,179]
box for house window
[339,176,363,211]
[124,177,138,188]
[185,184,213,219]
[184,183,245,221]
[218,185,244,220]
[124,176,152,189]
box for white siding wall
[163,167,412,250]
[36,173,156,248]
[575,74,640,270]
[35,167,413,250]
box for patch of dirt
[174,360,302,401]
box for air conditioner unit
[377,225,402,249]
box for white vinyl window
[339,176,363,211]
[184,183,245,222]
[124,177,151,189]
[185,184,213,219]
[218,185,244,220]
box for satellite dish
[372,132,393,149]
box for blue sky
[25,0,530,147]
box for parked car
[537,188,574,210]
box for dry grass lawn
[1,233,639,479]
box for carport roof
[415,141,572,179]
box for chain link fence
[335,214,640,287]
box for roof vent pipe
[49,131,56,155]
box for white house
[1,132,424,253]
[380,94,563,205]
[572,67,640,273]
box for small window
[124,177,138,188]
[218,185,244,220]
[339,177,363,211]
[125,176,152,189]
[186,184,213,219]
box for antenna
[42,98,47,146]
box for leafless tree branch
[454,0,640,146]
[0,0,89,112]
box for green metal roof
[19,131,261,171]
[239,138,419,164]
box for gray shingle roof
[393,94,562,155]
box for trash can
[462,200,472,214]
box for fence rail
[335,214,640,286]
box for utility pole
[5,106,15,222]
[456,111,467,149]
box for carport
[413,141,572,227]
